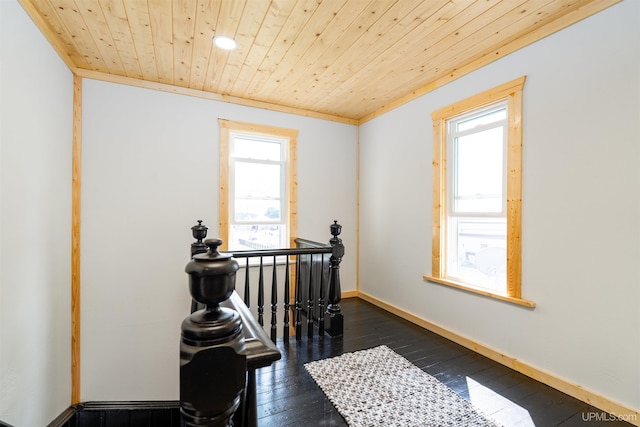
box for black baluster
[295,255,302,341]
[258,257,264,327]
[244,257,250,308]
[307,254,314,339]
[270,256,278,342]
[283,255,291,343]
[318,255,326,336]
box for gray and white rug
[304,345,502,427]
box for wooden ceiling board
[76,0,127,76]
[49,0,109,71]
[122,0,158,82]
[304,0,446,114]
[148,0,175,84]
[229,0,296,96]
[18,0,621,123]
[295,0,449,109]
[312,0,479,115]
[108,0,146,79]
[265,0,391,103]
[218,0,272,94]
[357,0,621,123]
[242,0,322,99]
[317,0,581,118]
[172,0,198,87]
[260,0,346,102]
[417,0,558,84]
[206,0,245,92]
[350,0,509,97]
[429,0,591,85]
[349,0,531,108]
[262,0,377,104]
[188,0,220,91]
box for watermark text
[582,411,637,423]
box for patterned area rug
[304,345,502,427]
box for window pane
[234,199,280,222]
[234,162,281,199]
[457,108,506,132]
[446,217,506,292]
[229,224,286,250]
[233,137,281,161]
[453,126,503,213]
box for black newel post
[190,220,209,313]
[325,221,344,336]
[190,220,209,257]
[181,238,247,427]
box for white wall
[0,1,73,425]
[360,0,639,412]
[80,80,357,400]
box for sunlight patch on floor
[466,376,535,426]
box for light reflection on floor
[466,376,536,426]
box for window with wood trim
[425,77,534,307]
[219,119,298,252]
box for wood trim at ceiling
[73,69,359,126]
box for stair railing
[190,220,344,341]
[182,221,344,426]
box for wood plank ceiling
[20,0,619,124]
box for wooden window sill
[423,275,536,308]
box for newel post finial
[326,220,344,337]
[190,220,208,256]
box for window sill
[423,275,536,308]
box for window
[219,119,298,251]
[446,103,507,291]
[425,77,534,307]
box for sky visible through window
[454,127,504,213]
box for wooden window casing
[424,77,534,308]
[219,119,298,251]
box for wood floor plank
[255,298,632,427]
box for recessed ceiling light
[213,35,238,51]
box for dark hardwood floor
[255,298,632,427]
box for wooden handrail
[222,291,280,427]
[227,246,331,257]
[223,291,280,368]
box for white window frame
[445,102,507,289]
[229,132,288,249]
